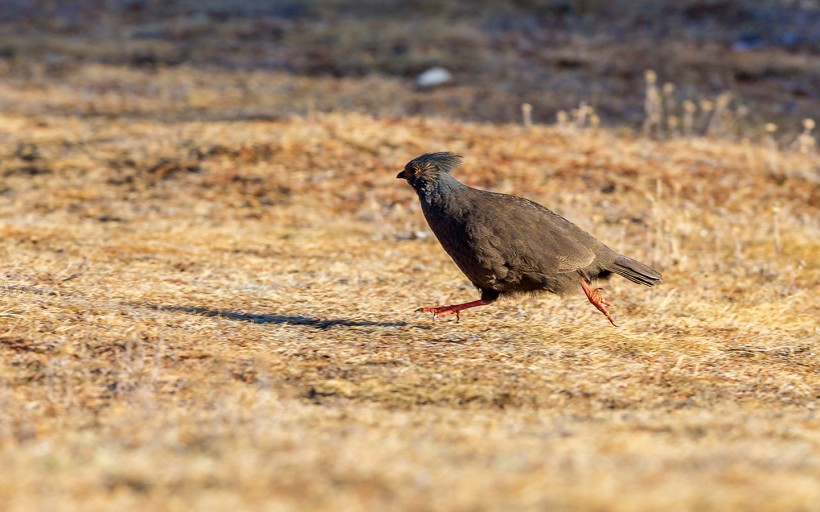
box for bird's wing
[467,191,597,275]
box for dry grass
[1,96,818,510]
[0,4,818,508]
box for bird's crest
[409,152,463,174]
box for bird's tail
[610,255,662,287]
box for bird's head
[396,152,463,190]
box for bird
[396,152,661,326]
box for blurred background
[1,0,818,136]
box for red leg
[416,299,488,321]
[580,279,618,326]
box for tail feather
[610,255,662,287]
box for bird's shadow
[135,303,432,330]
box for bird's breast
[420,199,501,289]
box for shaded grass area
[0,105,818,509]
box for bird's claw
[416,306,461,320]
[592,292,617,326]
[415,300,487,321]
[580,280,618,326]
[590,287,612,307]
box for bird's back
[421,185,618,295]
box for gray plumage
[397,152,661,324]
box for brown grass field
[1,2,819,511]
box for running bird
[396,152,661,325]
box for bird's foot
[589,288,612,307]
[415,299,487,321]
[416,305,461,320]
[580,280,618,326]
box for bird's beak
[396,170,407,179]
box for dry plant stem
[580,278,618,326]
[521,103,532,128]
[416,299,488,320]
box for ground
[1,2,819,511]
